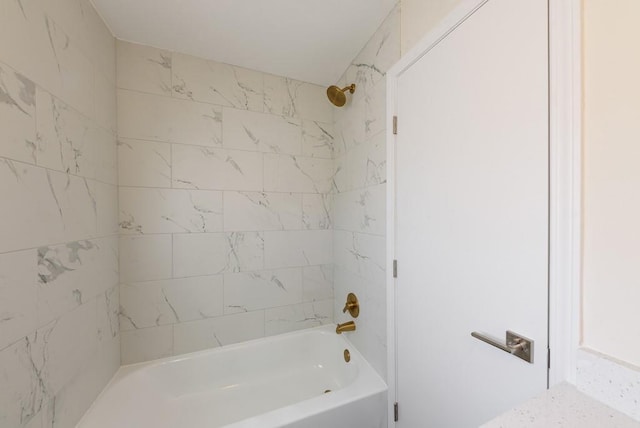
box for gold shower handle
[342,302,356,313]
[342,293,359,318]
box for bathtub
[77,325,388,428]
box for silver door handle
[471,330,534,363]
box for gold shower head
[327,84,356,107]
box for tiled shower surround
[332,4,400,379]
[0,0,119,427]
[116,41,336,363]
[0,1,399,425]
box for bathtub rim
[78,324,388,428]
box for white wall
[0,0,119,426]
[401,0,464,54]
[116,41,335,364]
[582,0,640,367]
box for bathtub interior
[114,328,356,398]
[77,326,386,428]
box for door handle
[471,330,534,363]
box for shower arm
[341,84,356,94]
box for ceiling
[91,0,397,86]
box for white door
[394,0,549,426]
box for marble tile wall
[0,0,119,427]
[331,4,401,380]
[117,41,335,363]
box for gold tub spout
[336,321,356,334]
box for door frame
[385,0,582,425]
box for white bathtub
[77,325,388,428]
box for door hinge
[393,116,398,135]
[393,260,398,278]
[394,402,399,422]
[547,348,551,369]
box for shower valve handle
[343,302,357,313]
[342,293,359,318]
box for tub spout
[336,321,356,334]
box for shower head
[326,84,356,107]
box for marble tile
[333,230,385,284]
[119,276,223,331]
[264,230,332,269]
[89,237,120,300]
[334,184,386,236]
[41,0,95,62]
[333,97,366,156]
[0,161,54,252]
[364,78,387,139]
[0,0,118,425]
[0,1,62,107]
[223,108,301,154]
[301,120,334,159]
[332,154,350,194]
[302,265,334,302]
[42,17,95,118]
[223,191,302,231]
[0,62,37,165]
[0,161,98,253]
[36,89,95,178]
[173,232,264,277]
[119,235,172,283]
[45,171,99,241]
[293,81,333,123]
[346,4,400,98]
[172,311,264,355]
[302,193,333,230]
[224,268,303,314]
[331,120,347,159]
[119,188,223,234]
[360,279,387,378]
[32,302,98,396]
[48,331,118,428]
[265,300,333,336]
[118,89,222,147]
[37,238,118,326]
[94,70,117,133]
[172,233,231,278]
[97,286,120,345]
[117,138,171,188]
[263,75,299,118]
[172,144,263,191]
[24,410,45,428]
[94,181,119,236]
[85,0,116,83]
[224,231,265,273]
[172,53,263,112]
[263,154,334,194]
[0,336,49,428]
[93,126,117,185]
[0,249,38,352]
[263,75,331,122]
[349,132,386,189]
[116,41,172,96]
[121,325,173,364]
